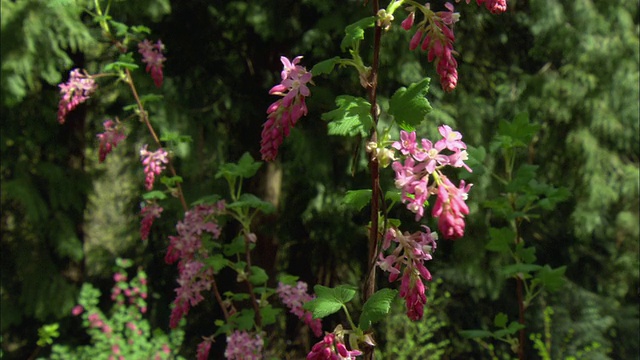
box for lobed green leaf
[388,78,432,131]
[359,288,398,331]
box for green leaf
[141,190,167,201]
[342,189,372,211]
[227,193,275,214]
[216,152,262,179]
[233,309,255,331]
[321,95,373,137]
[494,321,526,338]
[160,131,192,144]
[535,265,566,292]
[506,164,539,193]
[109,20,129,37]
[341,17,376,51]
[103,53,139,71]
[131,25,151,34]
[459,330,493,339]
[385,189,402,203]
[501,264,542,278]
[498,112,540,147]
[311,57,340,76]
[204,254,230,273]
[515,242,537,264]
[485,227,515,252]
[160,176,183,187]
[277,274,299,286]
[191,194,222,206]
[359,288,398,331]
[303,285,357,319]
[494,312,508,327]
[388,79,432,131]
[223,236,246,256]
[259,305,282,326]
[248,266,268,285]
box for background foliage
[1,0,638,359]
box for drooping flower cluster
[140,145,169,190]
[138,39,166,88]
[164,202,225,328]
[402,3,460,92]
[110,269,149,315]
[261,56,313,161]
[57,68,97,124]
[97,119,126,163]
[391,126,472,239]
[307,331,362,360]
[378,226,437,320]
[224,331,264,360]
[140,202,163,241]
[457,0,508,14]
[196,338,213,360]
[277,281,323,337]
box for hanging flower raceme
[164,202,225,328]
[138,39,166,88]
[390,126,472,239]
[96,119,126,163]
[456,0,508,14]
[277,281,323,337]
[140,145,169,190]
[401,3,460,92]
[378,226,437,320]
[57,68,97,124]
[225,331,264,360]
[140,202,163,241]
[307,330,363,360]
[260,56,313,161]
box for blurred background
[1,0,638,359]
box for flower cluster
[165,203,225,328]
[97,119,126,163]
[307,331,362,360]
[197,338,213,360]
[224,331,264,360]
[378,226,437,320]
[140,202,163,241]
[277,281,323,337]
[140,145,169,190]
[402,3,460,92]
[391,126,472,239]
[261,56,313,161]
[57,68,97,124]
[138,39,166,88]
[457,0,508,14]
[110,268,149,314]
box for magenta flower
[57,69,96,124]
[140,145,168,190]
[138,39,166,88]
[170,260,213,328]
[261,56,313,161]
[225,331,263,360]
[307,332,362,360]
[432,176,472,239]
[435,124,466,151]
[96,119,126,163]
[277,281,323,337]
[197,338,213,360]
[71,305,84,316]
[140,202,163,241]
[475,0,508,14]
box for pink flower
[140,203,163,241]
[197,338,213,360]
[261,56,313,161]
[225,331,263,360]
[401,12,415,30]
[476,0,508,14]
[138,39,166,87]
[96,120,126,163]
[277,281,323,337]
[435,125,466,151]
[71,305,84,316]
[57,69,96,124]
[307,333,362,360]
[140,145,169,190]
[432,176,472,239]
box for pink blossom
[140,203,163,241]
[277,281,323,337]
[225,331,263,360]
[307,333,362,360]
[261,56,312,161]
[138,40,166,87]
[96,120,126,163]
[401,12,415,30]
[432,176,472,239]
[71,305,84,316]
[197,338,213,360]
[140,145,168,190]
[435,125,466,151]
[57,69,96,124]
[476,0,508,14]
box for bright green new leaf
[494,312,508,327]
[322,95,373,137]
[535,265,566,292]
[103,53,139,71]
[486,227,515,252]
[343,189,372,211]
[260,305,282,326]
[341,17,375,51]
[359,288,398,331]
[226,193,275,214]
[216,152,262,179]
[278,274,299,286]
[234,309,255,331]
[311,57,340,76]
[142,190,167,200]
[500,264,542,278]
[303,285,357,319]
[223,236,246,257]
[249,266,269,285]
[388,78,432,131]
[160,176,184,187]
[205,254,230,273]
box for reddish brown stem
[244,233,263,329]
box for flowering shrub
[48,259,184,360]
[47,1,577,359]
